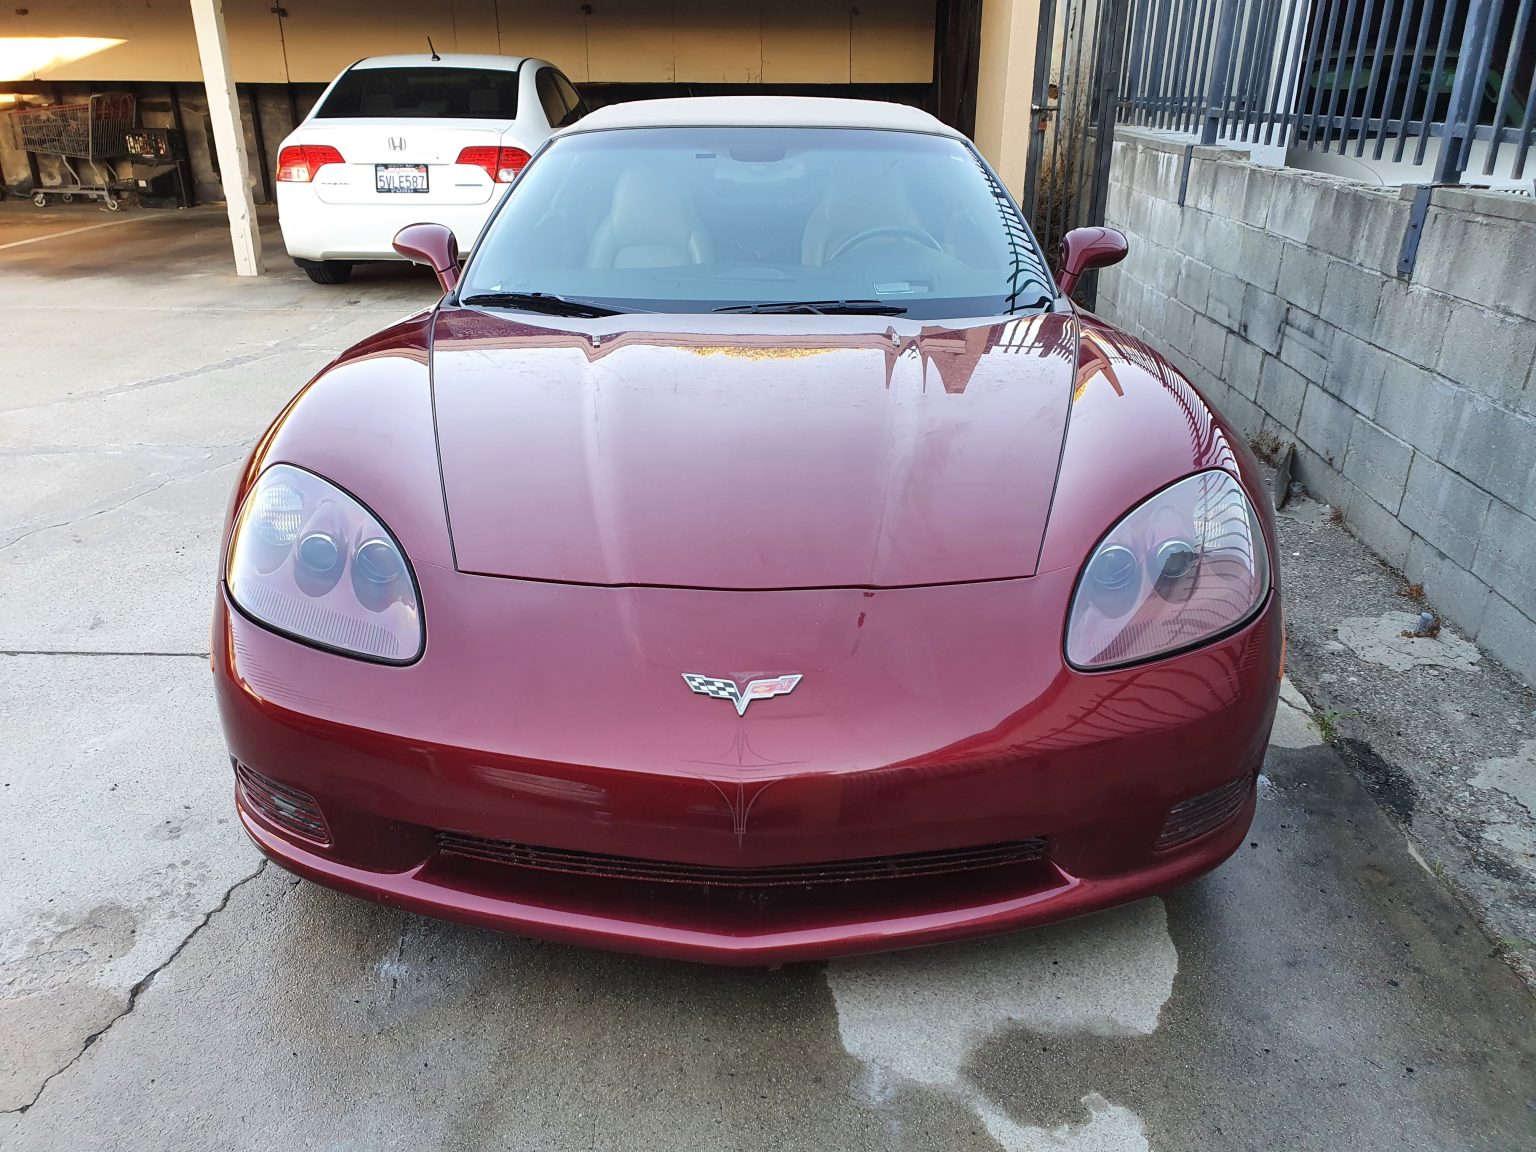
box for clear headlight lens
[227,464,423,663]
[1065,470,1269,670]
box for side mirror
[392,223,460,292]
[1056,226,1129,298]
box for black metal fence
[1119,0,1536,182]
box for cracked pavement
[2,203,1533,1150]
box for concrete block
[1438,394,1536,510]
[1237,225,1284,292]
[1471,501,1536,619]
[1267,175,1313,244]
[1216,387,1263,437]
[1404,535,1493,637]
[1372,282,1453,371]
[1324,329,1389,419]
[1237,166,1277,230]
[1342,416,1412,513]
[1239,284,1286,354]
[1175,258,1212,313]
[1165,298,1197,356]
[1373,366,1457,455]
[1207,269,1246,331]
[1277,242,1330,316]
[1308,183,1408,274]
[1192,315,1228,374]
[1278,311,1334,383]
[1414,210,1536,322]
[1321,259,1385,333]
[1223,336,1265,401]
[1398,453,1493,567]
[1345,491,1413,570]
[1142,285,1170,332]
[1434,301,1536,407]
[1297,384,1353,466]
[1477,595,1536,686]
[1292,440,1356,510]
[1210,218,1256,279]
[1257,355,1308,430]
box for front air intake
[234,761,331,845]
[1155,776,1251,850]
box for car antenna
[427,37,441,62]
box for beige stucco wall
[0,0,936,85]
[971,0,1039,197]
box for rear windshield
[316,67,520,119]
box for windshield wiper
[458,291,628,318]
[712,299,908,315]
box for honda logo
[387,136,407,151]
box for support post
[189,0,263,275]
[1202,0,1241,146]
[1431,0,1494,186]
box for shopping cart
[11,92,136,211]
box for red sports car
[214,97,1281,964]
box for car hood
[429,307,1078,589]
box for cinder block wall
[1098,128,1536,684]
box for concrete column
[972,0,1041,199]
[189,0,263,275]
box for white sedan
[275,53,586,284]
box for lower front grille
[435,833,1049,889]
[235,761,331,844]
[1156,775,1251,850]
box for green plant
[1311,709,1351,743]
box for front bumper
[215,570,1281,964]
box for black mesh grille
[235,761,331,844]
[1156,776,1251,850]
[435,833,1049,889]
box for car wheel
[299,259,355,285]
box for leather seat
[802,169,923,266]
[587,169,713,269]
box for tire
[104,196,121,212]
[32,191,47,208]
[298,259,354,285]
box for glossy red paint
[213,302,1283,964]
[392,222,460,292]
[1056,226,1129,297]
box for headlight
[226,464,423,663]
[1065,470,1269,670]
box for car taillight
[276,144,345,182]
[456,146,530,182]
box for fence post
[1202,0,1242,146]
[1431,0,1494,185]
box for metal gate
[1022,0,1132,306]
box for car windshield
[315,67,520,119]
[459,126,1056,320]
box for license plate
[375,164,429,194]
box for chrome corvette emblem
[682,673,802,716]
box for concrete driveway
[2,203,1533,1151]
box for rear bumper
[276,184,505,261]
[215,573,1281,963]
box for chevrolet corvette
[214,97,1282,963]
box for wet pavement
[2,202,1533,1150]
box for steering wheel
[826,224,943,263]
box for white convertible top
[559,96,964,139]
[350,53,530,72]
